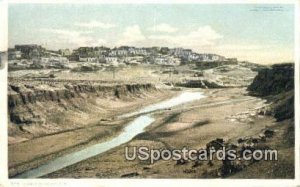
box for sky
[8,4,295,64]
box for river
[14,91,205,178]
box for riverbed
[44,87,284,179]
[14,91,205,178]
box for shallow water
[15,91,204,178]
[120,91,205,118]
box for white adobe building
[154,55,180,66]
[105,57,119,65]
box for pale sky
[9,4,295,64]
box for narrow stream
[15,91,205,178]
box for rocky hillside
[247,63,294,121]
[8,80,155,111]
[8,79,158,142]
[248,63,294,96]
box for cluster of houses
[69,46,233,66]
[8,44,236,67]
[8,45,69,68]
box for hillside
[247,63,294,121]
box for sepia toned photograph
[5,2,297,182]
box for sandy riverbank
[43,87,293,178]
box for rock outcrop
[8,82,155,109]
[175,79,224,89]
[247,63,294,121]
[248,63,294,96]
[8,79,158,140]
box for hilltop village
[8,44,238,69]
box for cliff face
[8,80,158,141]
[175,79,224,88]
[247,63,294,121]
[8,83,155,110]
[247,63,294,96]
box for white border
[6,0,298,4]
[0,0,8,186]
[1,0,299,187]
